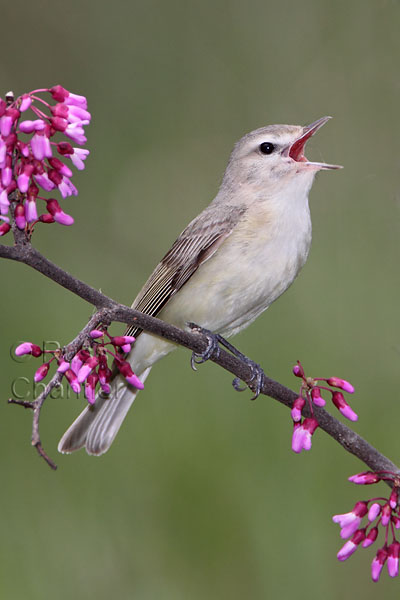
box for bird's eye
[259,142,275,155]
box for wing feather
[124,205,245,338]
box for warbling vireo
[59,116,341,455]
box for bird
[58,116,342,456]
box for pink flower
[68,147,89,170]
[290,396,305,422]
[25,197,38,223]
[57,360,70,373]
[292,364,303,377]
[15,203,26,229]
[77,355,99,383]
[387,542,400,577]
[337,529,365,561]
[46,198,74,226]
[15,342,42,357]
[331,391,358,421]
[291,417,318,453]
[311,387,325,407]
[48,157,73,178]
[0,188,10,214]
[34,362,50,383]
[381,503,392,527]
[362,527,378,548]
[71,349,91,375]
[31,132,52,160]
[117,360,144,389]
[368,503,382,522]
[19,94,32,112]
[17,164,35,193]
[58,176,78,198]
[19,119,46,133]
[348,471,380,485]
[371,547,388,582]
[90,329,104,339]
[85,373,99,404]
[50,86,88,109]
[34,173,56,191]
[389,488,398,510]
[111,335,136,346]
[65,369,81,394]
[333,501,368,539]
[65,122,87,145]
[327,377,355,394]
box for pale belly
[159,222,311,337]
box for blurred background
[0,0,399,597]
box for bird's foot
[188,323,265,400]
[188,323,221,369]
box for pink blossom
[15,342,42,357]
[17,164,35,193]
[77,356,99,383]
[117,361,145,389]
[34,172,55,191]
[0,137,6,167]
[31,132,52,160]
[34,362,50,383]
[71,349,91,375]
[48,157,73,178]
[0,188,10,214]
[85,373,99,404]
[290,396,305,422]
[387,542,400,577]
[348,471,380,485]
[362,527,378,548]
[331,391,358,421]
[371,547,388,582]
[381,503,392,527]
[327,377,355,394]
[46,198,74,225]
[15,203,26,229]
[65,369,81,394]
[311,387,325,407]
[19,119,46,133]
[389,488,398,510]
[332,501,368,539]
[292,364,302,377]
[368,503,382,522]
[57,360,70,373]
[337,529,365,561]
[65,122,87,144]
[58,175,78,198]
[111,336,136,346]
[1,156,12,187]
[90,329,104,339]
[69,147,89,170]
[19,94,32,112]
[291,417,318,453]
[25,198,38,223]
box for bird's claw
[188,323,265,399]
[189,323,221,371]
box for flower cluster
[0,85,90,237]
[291,361,356,453]
[333,471,400,582]
[15,329,143,404]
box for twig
[2,239,399,477]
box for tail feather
[57,367,151,455]
[86,367,151,455]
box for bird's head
[223,117,342,196]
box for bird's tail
[57,367,152,456]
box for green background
[1,1,399,597]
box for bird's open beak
[285,116,343,170]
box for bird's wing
[124,205,246,338]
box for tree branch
[3,240,399,477]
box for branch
[3,240,399,478]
